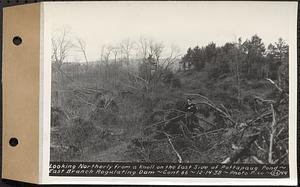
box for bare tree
[51,27,74,107]
[149,40,164,69]
[100,45,106,63]
[138,36,164,65]
[75,37,89,73]
[52,27,73,69]
[111,46,120,63]
[98,45,114,84]
[103,45,113,64]
[138,36,149,60]
[161,44,181,70]
[120,38,135,65]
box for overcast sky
[45,1,297,62]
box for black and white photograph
[48,1,293,171]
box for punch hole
[9,138,18,147]
[12,36,22,46]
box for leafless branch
[163,132,182,163]
[254,141,267,153]
[52,27,73,69]
[254,96,275,104]
[72,94,95,107]
[275,127,285,138]
[266,78,283,93]
[194,114,217,127]
[222,157,231,164]
[185,93,233,123]
[247,111,272,126]
[274,151,288,164]
[76,38,89,68]
[144,114,185,130]
[268,103,276,164]
[191,128,226,138]
[251,156,264,164]
[195,101,235,127]
[120,38,135,64]
[184,93,215,105]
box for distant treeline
[180,35,288,81]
